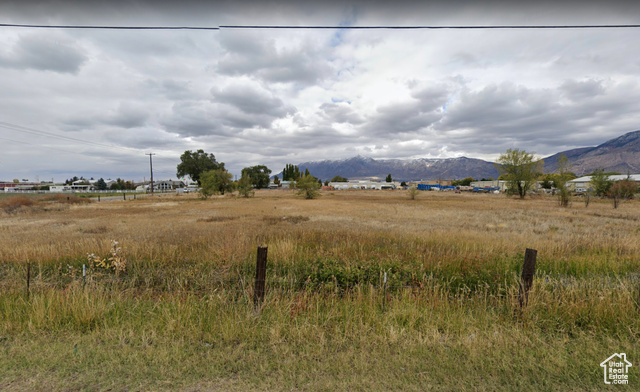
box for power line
[220,24,640,30]
[0,136,81,156]
[1,23,640,31]
[0,23,218,30]
[0,121,136,153]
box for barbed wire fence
[8,246,640,313]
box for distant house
[50,184,94,192]
[280,181,294,189]
[470,180,507,191]
[569,174,640,192]
[329,180,398,190]
[413,180,453,186]
[153,180,184,191]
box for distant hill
[290,156,500,181]
[544,130,640,175]
[275,130,640,181]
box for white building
[50,184,94,192]
[569,174,640,192]
[329,180,398,190]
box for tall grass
[1,190,639,390]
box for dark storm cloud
[0,33,87,74]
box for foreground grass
[2,284,638,391]
[1,190,639,390]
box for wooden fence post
[123,193,126,200]
[637,281,640,313]
[253,246,268,307]
[26,261,31,297]
[519,248,537,308]
[382,271,387,312]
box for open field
[1,190,639,391]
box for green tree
[386,174,393,182]
[282,164,301,181]
[296,174,321,199]
[65,176,79,185]
[540,174,554,189]
[241,165,272,189]
[330,175,348,182]
[95,178,108,191]
[109,178,134,190]
[609,177,636,209]
[408,185,419,200]
[199,168,233,199]
[495,148,543,199]
[236,174,255,198]
[589,168,613,196]
[176,150,223,186]
[555,154,573,207]
[452,177,475,186]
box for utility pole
[146,153,156,196]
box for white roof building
[329,180,398,190]
[570,174,640,190]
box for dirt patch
[197,216,239,223]
[263,215,310,225]
[43,194,92,205]
[83,225,109,234]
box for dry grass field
[1,190,639,391]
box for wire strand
[2,23,640,31]
[0,23,219,30]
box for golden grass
[1,190,639,390]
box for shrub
[296,175,321,199]
[0,196,34,213]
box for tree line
[174,148,637,206]
[176,149,321,199]
[495,148,638,208]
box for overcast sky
[1,0,640,182]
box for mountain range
[286,130,640,181]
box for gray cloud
[560,78,606,101]
[317,102,364,124]
[0,33,86,74]
[160,101,225,137]
[105,103,150,129]
[3,1,640,181]
[216,30,333,86]
[211,82,293,117]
